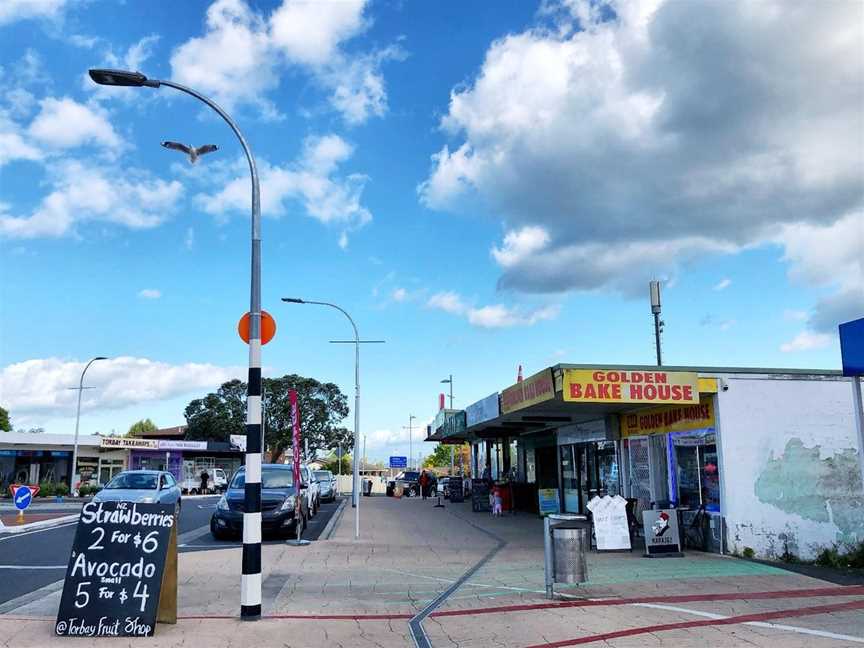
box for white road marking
[631,602,864,644]
[0,522,77,541]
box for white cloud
[170,0,280,118]
[0,160,183,239]
[420,0,863,301]
[0,0,67,26]
[780,331,833,353]
[195,134,371,239]
[427,290,559,328]
[427,291,467,315]
[0,129,42,166]
[138,289,162,299]
[491,226,551,268]
[713,278,732,291]
[467,303,560,329]
[1,357,243,421]
[170,0,399,124]
[392,288,407,302]
[269,0,366,66]
[28,97,121,151]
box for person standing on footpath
[200,469,209,494]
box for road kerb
[0,514,78,535]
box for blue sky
[1,0,861,462]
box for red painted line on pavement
[520,599,864,648]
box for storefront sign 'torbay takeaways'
[564,369,699,405]
[501,369,555,414]
[98,438,208,451]
[100,437,160,450]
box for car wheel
[210,518,227,540]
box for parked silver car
[314,470,337,502]
[93,470,182,508]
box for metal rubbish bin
[544,514,589,597]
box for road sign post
[839,318,864,489]
[10,484,38,522]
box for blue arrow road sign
[389,456,407,469]
[14,486,33,511]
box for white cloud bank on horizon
[1,357,244,424]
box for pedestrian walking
[419,470,430,500]
[200,469,209,494]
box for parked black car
[386,470,420,497]
[211,464,309,539]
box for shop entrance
[560,441,620,514]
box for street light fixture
[90,67,264,622]
[282,297,384,540]
[71,356,107,492]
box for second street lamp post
[89,68,264,622]
[70,356,107,491]
[282,298,383,540]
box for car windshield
[314,471,332,480]
[230,468,294,489]
[400,472,420,481]
[106,473,158,490]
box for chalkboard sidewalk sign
[449,478,464,503]
[471,479,491,512]
[55,501,176,638]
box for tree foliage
[127,418,158,437]
[423,443,471,473]
[0,406,10,432]
[184,375,352,460]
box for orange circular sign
[238,310,276,345]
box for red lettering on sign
[655,373,668,384]
[612,384,621,399]
[683,385,693,401]
[593,371,605,382]
[584,384,597,399]
[570,384,582,399]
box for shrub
[742,547,755,559]
[846,541,864,569]
[54,483,69,497]
[78,484,91,497]
[38,481,55,497]
[815,546,848,569]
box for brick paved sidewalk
[2,495,862,647]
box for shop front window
[672,432,720,511]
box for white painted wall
[717,375,863,560]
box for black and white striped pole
[87,69,264,622]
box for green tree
[184,375,352,459]
[321,451,351,475]
[423,442,471,473]
[0,406,10,432]
[127,418,158,437]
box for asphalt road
[0,496,343,606]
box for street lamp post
[403,415,416,470]
[441,375,454,409]
[282,298,383,540]
[71,356,107,491]
[89,68,264,622]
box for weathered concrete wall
[717,375,863,560]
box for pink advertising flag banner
[290,390,301,512]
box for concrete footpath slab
[1,496,861,647]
